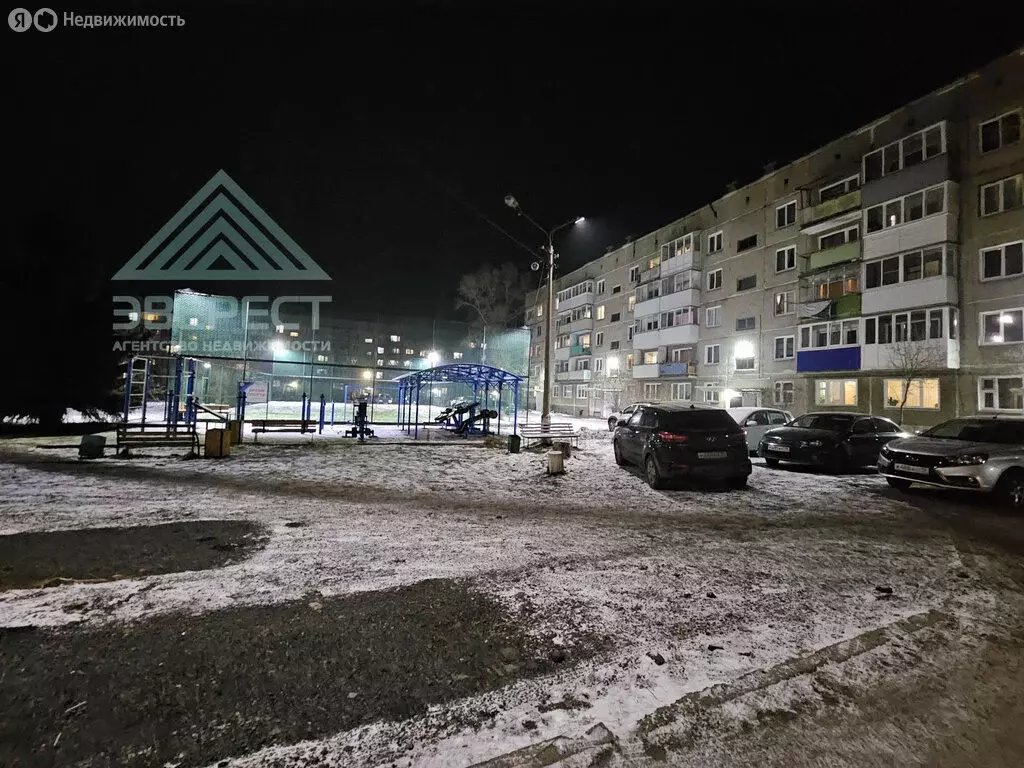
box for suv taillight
[657,431,688,443]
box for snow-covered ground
[1,434,1021,767]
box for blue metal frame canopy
[395,363,524,439]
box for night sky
[8,0,1024,320]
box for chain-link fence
[121,291,530,426]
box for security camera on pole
[503,195,585,429]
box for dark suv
[613,404,751,489]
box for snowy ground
[1,433,1022,767]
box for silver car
[726,406,794,454]
[878,416,1024,509]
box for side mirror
[744,419,758,427]
[914,428,925,435]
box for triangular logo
[113,170,330,281]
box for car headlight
[880,445,893,456]
[952,453,988,466]
[807,439,825,448]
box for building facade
[525,49,1024,428]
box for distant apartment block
[525,49,1024,427]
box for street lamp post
[504,195,584,428]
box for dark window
[866,206,884,232]
[736,275,757,291]
[872,418,901,434]
[981,119,1001,153]
[610,340,620,350]
[864,150,883,182]
[610,313,620,322]
[736,316,756,331]
[791,414,855,431]
[903,251,923,281]
[924,419,1024,444]
[639,409,657,429]
[882,257,900,285]
[736,235,758,252]
[612,285,621,294]
[660,410,736,431]
[866,261,881,289]
[852,419,875,435]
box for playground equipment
[238,384,328,443]
[119,355,202,455]
[343,400,375,442]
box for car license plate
[894,463,929,476]
[698,451,728,460]
[769,445,790,453]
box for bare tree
[886,341,945,425]
[455,263,528,363]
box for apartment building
[525,49,1023,426]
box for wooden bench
[250,419,317,443]
[116,424,199,455]
[519,422,580,448]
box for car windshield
[660,410,736,431]
[789,414,855,431]
[923,419,1024,445]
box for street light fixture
[505,194,585,428]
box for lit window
[290,331,299,338]
[596,305,606,320]
[705,306,721,327]
[364,337,372,343]
[189,317,199,327]
[453,352,463,359]
[390,334,400,342]
[643,351,658,365]
[816,379,858,406]
[885,379,940,409]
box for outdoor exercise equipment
[343,400,375,442]
[122,355,198,427]
[396,363,523,440]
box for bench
[250,419,317,443]
[116,424,199,456]
[518,422,580,448]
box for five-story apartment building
[525,49,1023,426]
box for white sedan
[726,407,794,454]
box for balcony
[862,212,957,261]
[570,344,592,356]
[801,190,862,234]
[661,324,700,346]
[799,293,862,323]
[861,276,958,315]
[635,296,662,318]
[569,316,594,333]
[573,370,593,382]
[805,240,860,272]
[661,287,700,312]
[632,364,659,379]
[555,371,572,381]
[639,265,661,284]
[632,329,660,349]
[557,290,593,313]
[796,346,861,373]
[659,362,693,376]
[554,345,570,361]
[661,251,700,276]
[861,338,959,371]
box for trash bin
[508,434,521,454]
[227,419,242,445]
[205,428,231,458]
[79,434,106,460]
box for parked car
[613,403,751,489]
[758,412,907,470]
[878,416,1024,509]
[607,402,651,431]
[726,407,794,454]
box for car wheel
[613,440,626,466]
[995,469,1024,511]
[608,417,617,432]
[644,455,665,490]
[763,457,780,468]
[886,477,912,491]
[726,475,747,490]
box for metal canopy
[395,363,524,388]
[396,364,523,439]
